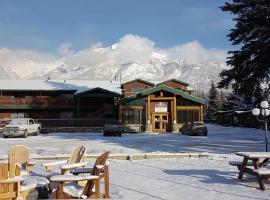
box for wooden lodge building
[0,79,205,133]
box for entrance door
[152,113,169,132]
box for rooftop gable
[120,85,205,104]
[75,87,121,97]
[158,79,189,86]
[121,79,155,86]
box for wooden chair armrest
[0,176,21,183]
[50,174,99,182]
[42,160,67,172]
[60,161,88,170]
[96,162,109,170]
[27,160,36,166]
[42,160,67,167]
[96,165,105,170]
[25,160,36,172]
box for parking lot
[0,124,267,157]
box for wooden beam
[145,98,148,123]
[160,91,163,97]
[173,96,177,122]
[200,105,204,121]
[147,96,151,121]
[177,106,200,110]
[150,97,174,101]
[122,106,144,110]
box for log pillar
[200,105,204,121]
[145,95,152,132]
[172,96,178,132]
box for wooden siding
[159,80,187,91]
[122,81,154,97]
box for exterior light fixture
[252,101,270,152]
[261,101,269,109]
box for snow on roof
[0,80,121,95]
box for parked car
[103,119,122,137]
[182,121,208,136]
[2,118,41,138]
[0,118,11,133]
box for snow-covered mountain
[0,66,20,79]
[40,55,228,91]
[1,54,228,91]
[0,36,229,92]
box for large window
[11,112,29,119]
[131,87,145,93]
[177,110,199,124]
[122,109,142,124]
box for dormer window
[132,87,145,93]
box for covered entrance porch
[119,85,205,133]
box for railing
[0,98,112,107]
[0,98,74,106]
[36,118,113,128]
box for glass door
[152,114,168,132]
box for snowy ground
[0,124,268,156]
[1,124,270,199]
[33,156,270,200]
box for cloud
[111,34,155,64]
[0,34,227,78]
[58,43,74,57]
[164,40,227,64]
[0,48,58,78]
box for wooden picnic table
[235,152,270,190]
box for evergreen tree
[218,0,270,101]
[207,81,219,118]
[219,90,226,109]
[223,93,245,110]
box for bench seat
[229,161,253,166]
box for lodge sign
[155,102,167,112]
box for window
[11,112,29,119]
[122,109,142,124]
[177,110,199,123]
[60,94,74,99]
[60,112,73,119]
[132,87,145,93]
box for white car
[2,118,41,138]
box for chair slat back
[0,163,20,200]
[68,145,86,164]
[8,145,29,176]
[83,151,110,197]
[92,151,110,175]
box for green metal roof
[120,85,205,104]
[158,79,189,86]
[121,79,155,86]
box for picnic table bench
[230,152,270,190]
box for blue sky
[0,0,233,54]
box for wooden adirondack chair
[8,145,35,175]
[42,145,87,175]
[0,163,21,200]
[50,151,110,199]
[7,145,43,199]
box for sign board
[155,102,167,112]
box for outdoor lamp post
[252,101,270,152]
